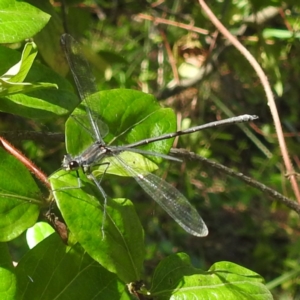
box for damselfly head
[62,154,79,171]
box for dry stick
[171,148,300,215]
[0,136,50,189]
[198,0,300,204]
[135,13,209,35]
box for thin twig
[135,13,209,35]
[171,148,300,214]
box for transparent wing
[61,33,108,142]
[110,153,208,237]
[136,172,208,237]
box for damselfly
[60,33,258,237]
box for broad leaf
[0,0,50,43]
[151,253,273,299]
[50,170,145,283]
[0,148,42,241]
[16,233,130,299]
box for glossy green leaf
[2,90,77,119]
[0,42,57,96]
[16,233,130,299]
[0,148,42,241]
[0,45,79,119]
[0,81,57,97]
[26,222,55,249]
[0,0,50,43]
[66,89,176,168]
[151,253,273,299]
[1,42,37,83]
[0,243,17,300]
[49,170,145,283]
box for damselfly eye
[69,161,79,170]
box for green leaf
[66,89,176,167]
[0,42,57,97]
[1,42,37,83]
[0,243,17,300]
[2,89,77,119]
[16,233,130,299]
[24,0,68,75]
[0,147,42,241]
[0,81,57,97]
[26,222,55,249]
[0,0,50,43]
[262,28,300,39]
[0,45,79,119]
[151,253,273,299]
[49,170,145,283]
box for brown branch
[171,148,300,215]
[135,13,209,35]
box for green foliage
[151,254,273,299]
[15,234,128,300]
[51,170,145,283]
[26,222,54,249]
[0,243,16,300]
[1,0,300,299]
[0,42,57,96]
[0,0,50,43]
[0,147,41,241]
[0,41,78,119]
